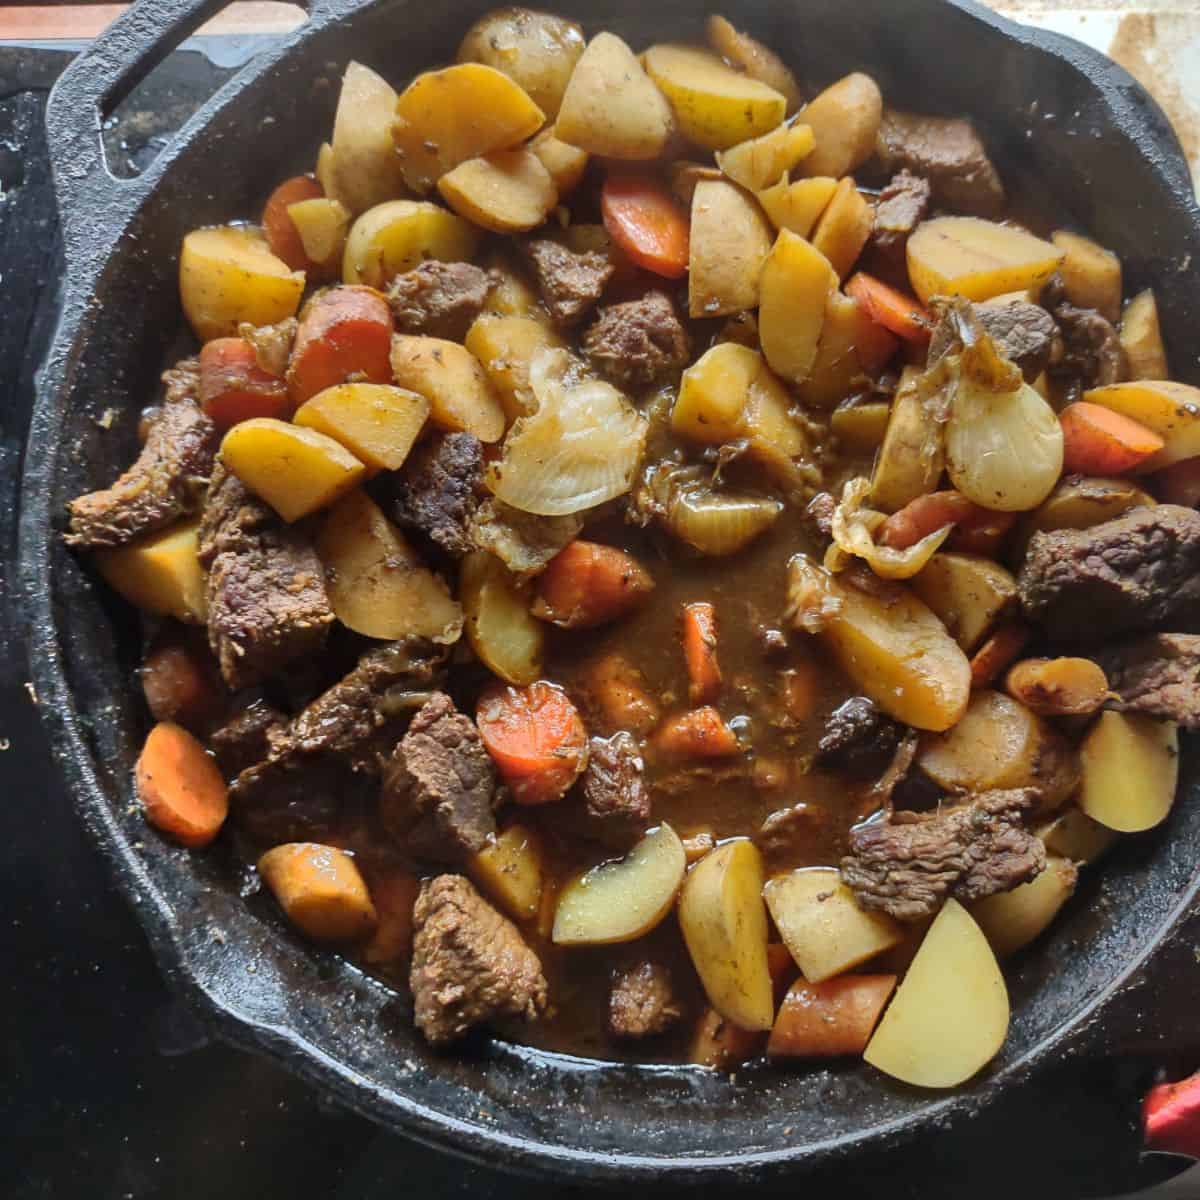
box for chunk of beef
[806,491,836,540]
[1095,633,1200,727]
[230,639,443,842]
[381,692,497,863]
[582,291,691,391]
[841,789,1045,921]
[410,874,548,1046]
[199,462,334,690]
[210,701,288,777]
[386,261,492,341]
[1042,274,1126,399]
[608,961,681,1039]
[927,299,1056,382]
[876,109,1005,217]
[520,236,614,327]
[755,802,829,867]
[1018,506,1200,641]
[470,497,582,577]
[816,697,903,777]
[67,358,217,548]
[870,170,932,264]
[576,732,651,849]
[387,432,485,557]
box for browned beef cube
[815,697,903,777]
[582,290,691,391]
[410,875,547,1046]
[1042,275,1126,398]
[388,432,484,557]
[1095,633,1200,727]
[380,692,497,863]
[840,789,1046,921]
[578,732,651,848]
[199,462,333,690]
[1018,506,1200,641]
[66,358,217,548]
[520,236,613,327]
[608,961,681,1039]
[386,261,492,341]
[210,701,288,777]
[869,169,931,263]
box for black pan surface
[19,0,1200,1185]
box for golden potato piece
[468,825,545,922]
[465,314,564,421]
[864,899,1009,1089]
[796,73,882,179]
[644,42,786,151]
[870,367,945,512]
[669,161,724,207]
[457,8,585,119]
[552,824,686,945]
[830,401,891,453]
[688,179,774,318]
[391,62,544,193]
[482,251,544,319]
[528,128,588,197]
[907,216,1064,305]
[1036,807,1118,864]
[759,228,836,383]
[1079,711,1179,833]
[810,177,872,280]
[910,552,1017,652]
[1082,380,1200,472]
[716,121,814,192]
[1051,230,1121,323]
[316,490,461,643]
[763,868,902,984]
[459,550,544,686]
[389,335,506,443]
[329,61,408,214]
[258,843,378,943]
[437,148,557,234]
[970,855,1078,959]
[555,32,675,160]
[705,15,803,114]
[1004,656,1110,717]
[1120,289,1169,381]
[287,197,352,270]
[678,839,774,1032]
[179,225,304,343]
[294,383,429,473]
[342,199,480,289]
[756,175,838,238]
[220,418,365,522]
[95,518,206,624]
[1013,475,1155,563]
[796,290,887,410]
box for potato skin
[796,73,882,179]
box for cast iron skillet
[19,0,1200,1186]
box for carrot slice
[945,505,1017,557]
[135,721,229,848]
[287,285,394,406]
[532,541,654,629]
[262,174,324,272]
[767,974,897,1058]
[1059,401,1164,475]
[969,621,1031,689]
[846,272,931,342]
[1144,1073,1200,1158]
[199,337,290,430]
[476,681,589,805]
[681,601,721,705]
[578,652,661,737]
[878,490,976,550]
[653,707,740,760]
[601,174,690,279]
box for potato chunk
[1082,380,1200,472]
[1120,289,1169,381]
[528,128,589,197]
[716,121,814,192]
[389,335,506,443]
[678,839,774,1032]
[258,843,378,943]
[459,550,544,686]
[864,899,1009,1089]
[555,32,675,160]
[465,314,565,421]
[316,490,462,643]
[95,517,206,624]
[1013,475,1155,562]
[294,383,429,473]
[758,228,835,382]
[870,368,944,512]
[287,197,352,273]
[342,199,480,289]
[1036,807,1118,864]
[810,177,872,280]
[755,175,838,238]
[438,148,557,233]
[688,180,774,317]
[391,62,544,193]
[970,855,1077,958]
[797,290,895,410]
[220,418,365,522]
[763,868,901,984]
[643,43,786,151]
[910,553,1017,652]
[179,225,304,342]
[329,61,407,214]
[705,15,803,114]
[796,73,882,179]
[1051,230,1121,323]
[468,825,545,922]
[907,216,1064,305]
[1079,711,1179,832]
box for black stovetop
[1,35,1194,1200]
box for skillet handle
[44,0,229,267]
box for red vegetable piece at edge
[287,285,394,406]
[262,174,324,272]
[199,337,291,430]
[1059,401,1164,476]
[601,175,690,279]
[846,272,931,342]
[1144,1073,1200,1159]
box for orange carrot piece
[852,297,901,372]
[532,541,654,629]
[578,652,661,737]
[199,337,290,430]
[767,974,897,1058]
[969,621,1031,688]
[878,490,976,550]
[946,505,1017,557]
[287,285,394,406]
[141,627,225,732]
[262,173,324,273]
[846,272,931,342]
[690,1007,765,1069]
[1152,457,1200,507]
[361,869,422,965]
[681,601,722,705]
[476,681,589,806]
[601,174,690,279]
[1059,401,1164,475]
[135,721,229,848]
[653,706,740,760]
[1144,1073,1200,1158]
